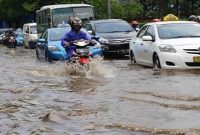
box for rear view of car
[84,19,136,57]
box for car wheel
[130,50,136,63]
[36,48,41,60]
[153,54,161,69]
[45,50,52,62]
[24,44,28,49]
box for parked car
[23,23,38,49]
[14,28,24,46]
[129,21,200,69]
[36,27,102,62]
[83,19,137,57]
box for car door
[23,25,29,46]
[38,31,48,58]
[133,25,149,63]
[141,25,156,65]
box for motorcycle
[4,34,17,48]
[7,35,16,48]
[67,40,92,71]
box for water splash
[65,56,115,78]
[87,56,114,78]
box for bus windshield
[52,7,94,27]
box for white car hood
[159,38,200,49]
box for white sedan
[129,21,200,69]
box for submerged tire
[130,51,136,64]
[45,51,52,62]
[153,54,161,69]
[36,48,41,60]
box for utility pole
[107,0,111,19]
[175,0,179,17]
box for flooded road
[0,45,200,135]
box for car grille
[109,38,131,45]
[183,49,200,55]
[108,43,129,51]
[185,62,200,66]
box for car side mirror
[142,35,154,41]
[37,38,46,42]
[88,30,95,35]
[135,28,140,32]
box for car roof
[23,23,36,26]
[88,19,127,24]
[0,28,13,31]
[147,21,198,25]
[39,4,93,10]
[47,27,87,33]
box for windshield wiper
[108,31,124,33]
[170,35,200,38]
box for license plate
[77,49,88,53]
[193,56,200,62]
[118,49,128,53]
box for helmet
[131,20,138,25]
[71,17,83,31]
[196,16,200,23]
[189,15,196,21]
[152,18,160,22]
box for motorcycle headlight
[99,37,109,44]
[159,44,176,53]
[48,45,59,51]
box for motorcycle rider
[189,15,196,21]
[5,30,16,48]
[61,17,97,60]
[131,20,139,31]
[152,18,160,22]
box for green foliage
[2,0,200,27]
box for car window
[144,26,155,40]
[41,31,47,39]
[30,26,37,34]
[24,26,29,33]
[157,23,200,39]
[95,21,134,33]
[84,24,93,31]
[137,25,149,38]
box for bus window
[36,4,95,37]
[73,7,94,21]
[52,8,73,27]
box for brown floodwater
[0,45,200,135]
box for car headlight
[159,44,176,53]
[48,45,59,51]
[98,37,109,44]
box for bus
[36,4,95,37]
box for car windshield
[30,26,37,34]
[49,28,90,41]
[95,21,134,33]
[49,28,70,41]
[157,23,200,39]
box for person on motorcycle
[131,20,139,31]
[152,18,160,22]
[61,17,96,60]
[4,30,16,47]
[195,16,200,23]
[189,15,196,21]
